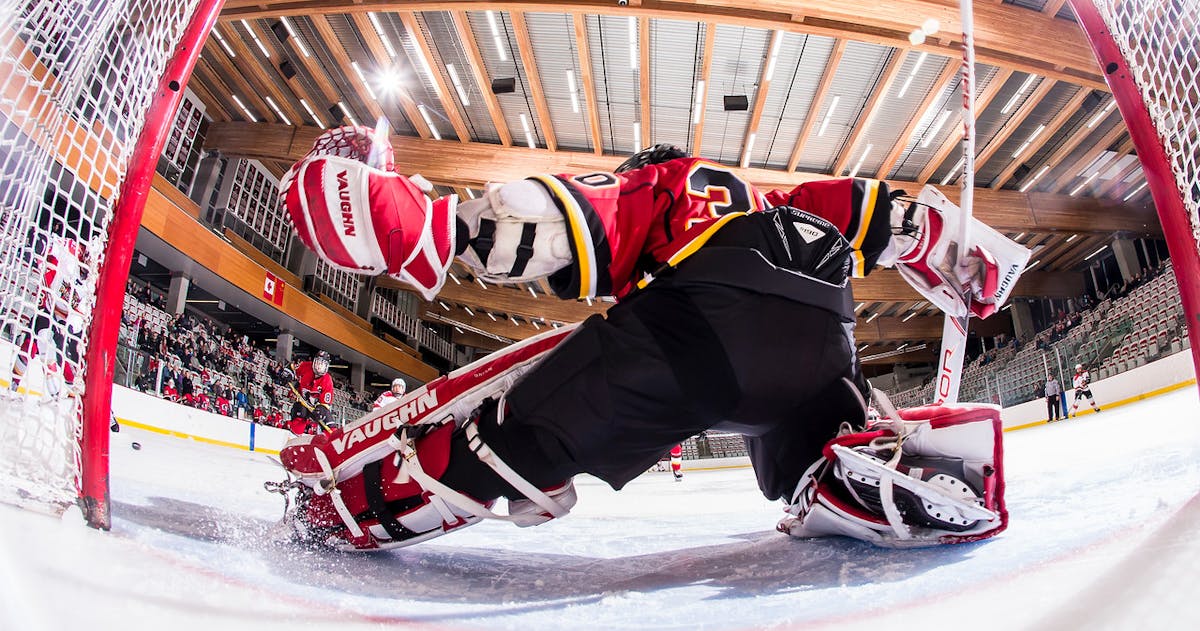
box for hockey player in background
[1070,363,1102,417]
[274,128,1028,551]
[372,377,407,410]
[10,232,89,398]
[669,444,683,481]
[288,351,334,435]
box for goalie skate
[831,444,998,531]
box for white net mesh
[1089,0,1200,248]
[0,0,203,514]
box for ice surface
[3,389,1200,630]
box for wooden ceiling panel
[218,1,1108,89]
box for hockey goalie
[272,127,1028,551]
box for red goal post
[0,0,224,529]
[1070,0,1200,387]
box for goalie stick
[934,0,979,407]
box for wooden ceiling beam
[786,39,845,172]
[1028,110,1119,194]
[453,11,513,146]
[990,87,1094,190]
[201,36,275,122]
[509,10,557,151]
[874,56,959,178]
[189,61,233,122]
[1042,0,1070,15]
[206,121,1163,235]
[217,0,1107,89]
[274,18,343,108]
[566,18,606,154]
[831,50,905,177]
[221,20,306,125]
[573,13,604,154]
[397,11,473,142]
[310,15,396,132]
[1042,233,1110,271]
[243,18,334,130]
[917,67,1013,184]
[1094,139,1141,197]
[973,77,1057,172]
[346,13,431,138]
[690,22,716,157]
[742,29,784,168]
[1045,121,1127,194]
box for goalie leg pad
[779,403,1006,548]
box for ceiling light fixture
[818,96,840,136]
[299,99,324,127]
[447,64,470,106]
[1019,164,1051,192]
[241,20,271,57]
[368,12,396,58]
[231,95,257,122]
[279,17,309,57]
[263,96,291,126]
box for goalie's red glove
[280,127,457,301]
[881,186,1030,319]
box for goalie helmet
[391,377,406,396]
[615,143,687,173]
[312,351,331,376]
[1076,364,1083,372]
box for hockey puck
[131,442,141,450]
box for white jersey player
[372,378,407,409]
[1070,364,1102,417]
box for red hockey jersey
[525,158,895,299]
[294,361,334,408]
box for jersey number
[686,164,754,218]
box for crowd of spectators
[1102,260,1167,302]
[121,280,373,428]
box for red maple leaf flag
[263,272,285,306]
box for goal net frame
[0,0,224,530]
[1068,0,1200,385]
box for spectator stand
[886,261,1186,409]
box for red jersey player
[288,351,334,434]
[11,234,88,398]
[275,129,1027,551]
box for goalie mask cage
[0,0,223,529]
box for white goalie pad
[779,403,1007,548]
[456,180,574,283]
[279,323,577,492]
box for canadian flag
[262,272,285,306]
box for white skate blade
[831,444,999,523]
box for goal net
[1071,0,1200,380]
[0,0,220,528]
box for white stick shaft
[934,314,969,405]
[958,0,977,250]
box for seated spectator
[162,378,178,402]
